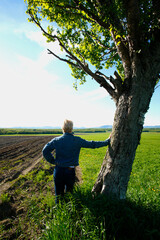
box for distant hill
[99,125,160,129]
[144,125,160,128]
[1,125,160,130]
[100,125,160,129]
[99,125,112,129]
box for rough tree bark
[92,65,156,199]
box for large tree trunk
[92,72,155,199]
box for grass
[0,193,11,203]
[127,133,160,211]
[78,133,108,187]
[41,132,160,239]
[1,132,160,239]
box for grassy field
[0,132,160,239]
[79,133,160,209]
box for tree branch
[28,9,58,41]
[58,39,119,102]
[47,49,80,69]
[85,0,131,78]
[96,0,125,34]
[73,0,110,29]
[29,2,130,79]
[81,29,117,52]
[110,29,131,78]
[28,8,119,102]
[95,70,123,98]
[122,0,140,51]
[52,3,95,22]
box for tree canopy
[25,0,160,102]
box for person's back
[42,119,111,203]
[43,131,110,167]
[49,132,82,167]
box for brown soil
[0,136,54,189]
[0,135,82,240]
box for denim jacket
[42,132,110,167]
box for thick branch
[93,74,118,101]
[96,70,123,98]
[123,0,140,51]
[111,71,123,91]
[111,30,131,78]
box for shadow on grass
[70,187,160,240]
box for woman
[42,119,111,203]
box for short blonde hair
[62,119,73,133]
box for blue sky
[0,0,160,128]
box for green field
[43,132,160,239]
[1,132,160,239]
[79,133,160,209]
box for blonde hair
[62,119,73,133]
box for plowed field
[0,135,54,193]
[0,135,82,240]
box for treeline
[0,128,159,135]
[0,128,63,135]
[0,128,110,135]
[75,128,111,133]
[142,128,160,132]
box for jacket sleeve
[42,140,55,164]
[80,138,110,148]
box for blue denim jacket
[42,132,110,167]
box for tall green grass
[40,132,160,239]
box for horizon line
[0,125,160,129]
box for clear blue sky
[0,0,160,128]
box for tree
[25,0,160,199]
